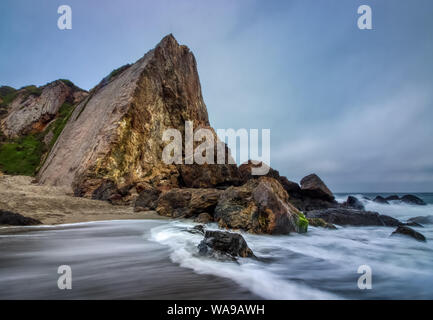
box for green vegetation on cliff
[0,86,18,108]
[46,102,75,148]
[0,135,43,175]
[0,101,76,176]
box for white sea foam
[150,199,433,299]
[150,221,340,299]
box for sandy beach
[0,174,166,225]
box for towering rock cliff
[37,35,240,198]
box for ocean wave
[150,214,433,299]
[149,221,340,299]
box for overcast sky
[1,0,432,192]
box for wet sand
[0,220,259,299]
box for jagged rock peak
[37,34,240,199]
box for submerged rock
[404,221,424,228]
[391,226,426,242]
[214,176,308,235]
[385,195,400,201]
[307,217,337,229]
[400,195,426,206]
[306,208,402,227]
[0,209,41,226]
[187,224,206,235]
[198,230,254,258]
[373,196,389,204]
[407,215,433,225]
[342,196,365,211]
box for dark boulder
[238,162,336,212]
[343,196,365,211]
[239,160,302,197]
[306,208,402,227]
[401,195,426,206]
[156,188,222,218]
[373,196,389,204]
[407,215,433,225]
[385,195,400,201]
[214,176,308,234]
[292,197,339,212]
[178,161,242,189]
[134,186,161,212]
[391,226,426,242]
[187,224,206,235]
[0,210,41,226]
[300,174,334,201]
[91,180,131,205]
[198,230,254,258]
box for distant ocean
[335,192,433,205]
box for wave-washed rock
[391,225,426,242]
[306,208,402,227]
[198,229,255,259]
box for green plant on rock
[296,212,309,233]
[0,135,43,176]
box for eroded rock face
[37,35,240,197]
[134,185,161,212]
[300,173,334,201]
[306,208,402,227]
[0,81,87,138]
[214,176,308,234]
[156,188,222,218]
